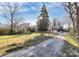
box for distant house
[63,24,69,30]
[63,23,73,31]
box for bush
[69,28,78,39]
[69,28,76,34]
[0,29,9,35]
[27,27,36,32]
[9,30,17,35]
[9,30,24,35]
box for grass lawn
[0,32,52,56]
[65,34,79,48]
[63,34,79,57]
[62,41,79,57]
[0,33,41,56]
[0,33,40,47]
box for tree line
[0,3,66,35]
[0,3,36,35]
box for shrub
[27,27,36,32]
[0,29,9,35]
[9,30,17,35]
[69,28,78,39]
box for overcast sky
[0,2,67,25]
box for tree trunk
[71,16,76,32]
[75,3,79,46]
[10,14,13,34]
[10,20,13,32]
[76,7,79,46]
[70,13,76,33]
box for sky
[0,2,67,25]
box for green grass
[62,41,79,57]
[0,33,41,56]
[65,34,79,48]
[5,36,52,54]
[0,33,40,45]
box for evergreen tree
[37,3,49,32]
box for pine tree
[37,3,49,32]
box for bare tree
[53,18,57,30]
[74,2,79,45]
[0,3,22,34]
[63,2,76,32]
[57,21,62,29]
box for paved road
[4,39,65,57]
[4,32,66,57]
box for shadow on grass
[23,36,53,47]
[5,35,53,54]
[62,41,79,57]
[6,46,23,53]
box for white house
[63,24,69,30]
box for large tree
[64,2,79,45]
[74,2,79,45]
[63,2,77,32]
[53,18,57,30]
[0,3,22,34]
[37,3,49,32]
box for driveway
[4,32,66,57]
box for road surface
[4,32,66,57]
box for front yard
[62,33,79,57]
[0,33,52,56]
[65,34,79,47]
